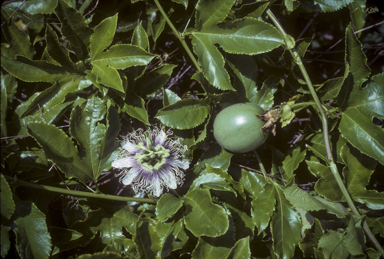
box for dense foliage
[1,0,383,258]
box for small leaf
[55,0,93,60]
[124,93,150,125]
[251,183,276,234]
[163,89,181,106]
[195,0,235,29]
[300,0,354,13]
[155,193,184,222]
[193,144,233,174]
[226,236,251,259]
[90,14,118,60]
[155,98,210,129]
[1,225,11,258]
[149,11,165,42]
[190,172,236,194]
[13,201,52,259]
[3,0,57,15]
[366,216,384,238]
[0,174,15,220]
[132,21,149,51]
[77,252,124,259]
[299,218,324,258]
[282,146,306,180]
[271,183,302,259]
[184,188,229,237]
[306,132,347,164]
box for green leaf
[206,164,244,198]
[193,144,233,174]
[155,98,210,129]
[366,216,384,238]
[91,206,139,245]
[192,236,231,259]
[27,121,92,183]
[135,64,177,97]
[77,252,124,259]
[342,144,383,210]
[0,174,15,220]
[69,96,107,180]
[51,227,83,255]
[92,63,123,92]
[1,76,8,138]
[226,236,251,259]
[253,75,280,110]
[13,201,52,259]
[339,73,384,165]
[3,0,58,14]
[124,94,150,125]
[344,24,371,88]
[90,14,118,60]
[184,188,229,237]
[55,0,93,60]
[300,0,354,13]
[1,225,11,258]
[299,218,324,258]
[163,89,181,106]
[318,230,349,259]
[306,132,347,164]
[271,183,302,259]
[1,56,72,83]
[306,160,344,201]
[1,8,35,59]
[239,169,265,198]
[195,0,235,30]
[348,1,366,36]
[284,182,348,217]
[190,172,236,194]
[282,146,306,180]
[319,77,344,103]
[132,21,149,51]
[155,193,184,222]
[344,214,365,256]
[149,11,165,42]
[46,25,76,69]
[251,182,276,234]
[135,219,162,259]
[191,18,284,90]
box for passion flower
[213,103,270,153]
[112,126,189,197]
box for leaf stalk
[3,174,157,203]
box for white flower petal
[122,140,137,153]
[112,157,135,169]
[170,158,190,170]
[155,130,167,145]
[161,171,177,189]
[121,167,140,185]
[152,177,162,197]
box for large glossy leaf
[155,98,210,129]
[13,201,52,259]
[55,0,93,60]
[226,236,251,259]
[90,14,118,60]
[135,219,162,259]
[1,8,35,59]
[341,144,383,210]
[1,56,71,83]
[271,183,302,259]
[46,25,76,69]
[318,231,349,259]
[155,193,184,222]
[27,121,92,183]
[190,173,236,194]
[0,174,15,220]
[251,183,276,234]
[190,18,284,90]
[284,182,347,217]
[184,188,229,237]
[339,73,384,165]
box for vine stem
[3,174,157,203]
[253,150,268,180]
[266,9,383,255]
[153,0,202,72]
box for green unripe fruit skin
[213,103,269,153]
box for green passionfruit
[213,103,270,153]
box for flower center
[134,137,170,172]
